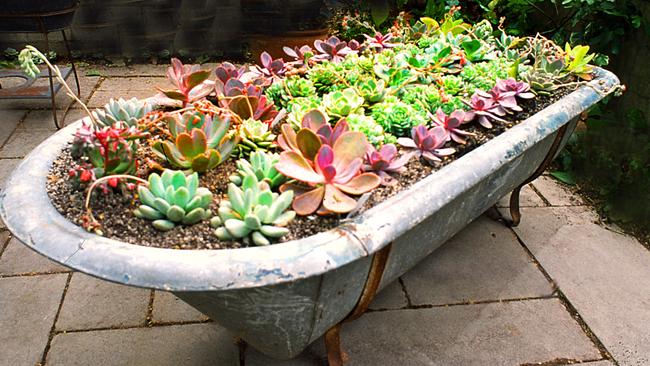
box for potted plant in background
[2,11,621,364]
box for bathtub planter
[0,68,619,361]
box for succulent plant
[133,170,213,231]
[285,77,316,99]
[278,110,350,154]
[157,58,213,106]
[307,63,340,93]
[235,118,276,158]
[151,111,237,172]
[371,99,427,137]
[323,88,364,118]
[363,144,411,186]
[494,78,535,100]
[283,45,313,67]
[430,109,475,144]
[346,113,390,146]
[476,88,521,113]
[356,79,387,104]
[397,125,456,164]
[70,122,145,181]
[275,131,381,215]
[211,174,295,246]
[441,75,465,96]
[215,62,245,85]
[563,43,594,80]
[229,151,287,189]
[285,97,327,129]
[218,82,279,125]
[313,36,358,63]
[254,52,286,82]
[93,97,152,128]
[463,93,507,129]
[364,32,398,51]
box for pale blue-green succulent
[93,98,152,128]
[211,174,295,246]
[134,170,213,231]
[229,151,287,189]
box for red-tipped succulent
[397,125,456,164]
[157,58,213,107]
[254,52,286,81]
[363,144,412,186]
[494,78,535,100]
[277,109,350,153]
[364,32,398,50]
[430,108,476,144]
[476,88,521,113]
[283,45,313,67]
[463,94,507,129]
[313,36,358,63]
[217,81,279,125]
[275,131,381,215]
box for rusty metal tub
[0,68,619,360]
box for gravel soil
[46,87,571,250]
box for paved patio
[1,67,649,366]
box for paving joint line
[0,271,71,279]
[145,289,155,326]
[54,318,214,335]
[528,182,552,206]
[397,277,413,307]
[39,271,73,366]
[366,294,559,313]
[0,111,29,150]
[503,213,617,365]
[519,356,611,366]
[0,233,10,260]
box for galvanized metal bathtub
[0,68,619,361]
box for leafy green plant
[234,119,276,158]
[229,151,287,189]
[211,174,295,246]
[133,170,213,231]
[323,88,365,118]
[93,98,152,128]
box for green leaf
[549,171,576,185]
[153,219,175,231]
[167,205,186,222]
[369,0,390,26]
[251,231,271,246]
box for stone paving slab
[18,109,89,131]
[88,89,156,108]
[368,280,408,310]
[531,175,584,206]
[581,360,616,366]
[98,76,171,92]
[335,298,601,366]
[152,291,210,324]
[79,64,168,77]
[496,183,546,208]
[0,273,68,366]
[511,206,650,366]
[56,272,150,331]
[401,215,554,306]
[0,237,70,275]
[0,110,27,147]
[0,129,58,158]
[47,323,237,366]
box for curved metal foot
[507,185,523,227]
[325,324,347,366]
[236,337,247,366]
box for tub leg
[235,337,247,366]
[507,122,572,227]
[324,243,392,365]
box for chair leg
[61,29,81,97]
[38,20,61,129]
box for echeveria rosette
[133,170,213,231]
[356,79,387,104]
[283,45,313,67]
[211,174,295,246]
[371,99,427,137]
[254,52,286,83]
[235,118,276,158]
[151,111,238,173]
[477,88,521,114]
[363,144,412,186]
[275,132,381,215]
[157,58,213,106]
[323,88,364,118]
[364,32,398,51]
[494,78,535,100]
[430,109,476,144]
[93,97,152,128]
[285,77,316,99]
[347,114,391,146]
[215,62,246,85]
[229,151,287,189]
[397,125,456,164]
[463,94,507,129]
[285,97,327,130]
[278,110,350,155]
[313,36,358,64]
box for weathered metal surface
[0,68,620,360]
[0,67,72,99]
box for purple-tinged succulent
[254,52,286,81]
[157,58,213,107]
[477,88,521,113]
[283,45,313,67]
[397,125,456,164]
[364,32,398,51]
[430,109,476,144]
[275,132,380,215]
[363,144,412,186]
[277,110,350,154]
[463,94,507,129]
[313,36,358,64]
[217,82,278,125]
[215,62,246,85]
[494,78,535,99]
[347,39,362,52]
